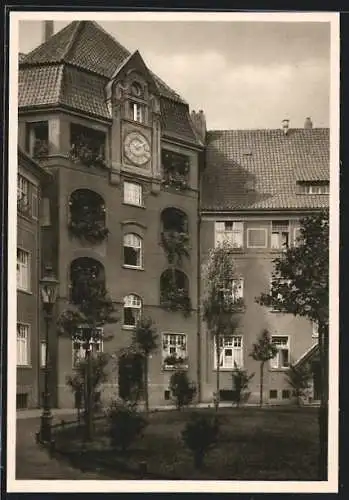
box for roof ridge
[207,127,329,133]
[61,20,83,61]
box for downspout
[196,148,204,402]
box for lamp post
[39,267,58,443]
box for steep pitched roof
[20,21,186,104]
[201,128,330,211]
[19,21,199,144]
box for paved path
[16,413,104,479]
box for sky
[18,19,331,130]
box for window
[16,393,28,409]
[70,123,106,167]
[17,175,38,218]
[70,258,105,305]
[162,333,187,365]
[40,342,47,368]
[312,321,319,339]
[124,181,143,206]
[214,336,243,369]
[269,390,278,399]
[130,102,144,123]
[124,233,142,268]
[72,330,103,368]
[247,228,267,248]
[293,226,302,246]
[270,336,290,369]
[231,278,244,302]
[271,221,289,249]
[17,249,30,291]
[123,294,142,328]
[215,221,244,248]
[26,121,49,158]
[298,182,329,194]
[17,323,29,366]
[282,389,291,400]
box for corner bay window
[124,181,143,206]
[17,323,29,366]
[271,221,289,249]
[123,294,142,328]
[215,221,243,249]
[214,336,243,369]
[270,336,290,369]
[124,233,142,268]
[162,333,188,366]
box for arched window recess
[68,189,109,244]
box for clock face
[124,132,151,166]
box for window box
[160,288,191,316]
[68,219,109,243]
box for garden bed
[51,407,319,480]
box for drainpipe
[196,148,204,402]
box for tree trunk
[215,334,220,412]
[144,355,149,413]
[318,322,329,480]
[259,362,264,407]
[84,349,93,441]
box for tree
[202,241,245,411]
[256,209,329,479]
[57,279,118,440]
[231,362,255,407]
[169,370,197,410]
[132,317,159,413]
[182,413,220,469]
[67,352,110,422]
[250,329,278,407]
[285,363,312,407]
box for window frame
[215,221,244,249]
[162,332,188,368]
[123,181,143,207]
[130,101,144,123]
[271,220,290,250]
[71,327,104,368]
[123,233,143,269]
[123,294,142,329]
[17,322,30,367]
[214,335,244,370]
[17,248,31,292]
[270,335,290,370]
[246,227,268,249]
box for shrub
[108,401,148,452]
[118,349,144,404]
[169,370,197,410]
[181,413,220,468]
[231,363,255,407]
[285,363,312,406]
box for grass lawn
[52,406,320,480]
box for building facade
[17,21,329,409]
[17,148,52,409]
[200,125,328,404]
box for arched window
[161,207,188,234]
[123,233,143,268]
[123,294,142,328]
[68,189,108,243]
[70,257,105,305]
[160,269,191,315]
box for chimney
[43,21,54,43]
[190,109,206,143]
[282,119,290,135]
[304,117,313,130]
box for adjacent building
[17,147,52,408]
[17,21,329,409]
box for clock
[124,132,151,166]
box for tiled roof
[20,21,186,104]
[202,128,329,211]
[19,21,198,143]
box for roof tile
[18,65,64,108]
[202,128,329,211]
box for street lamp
[39,267,59,443]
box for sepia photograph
[7,10,339,493]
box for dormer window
[297,181,329,194]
